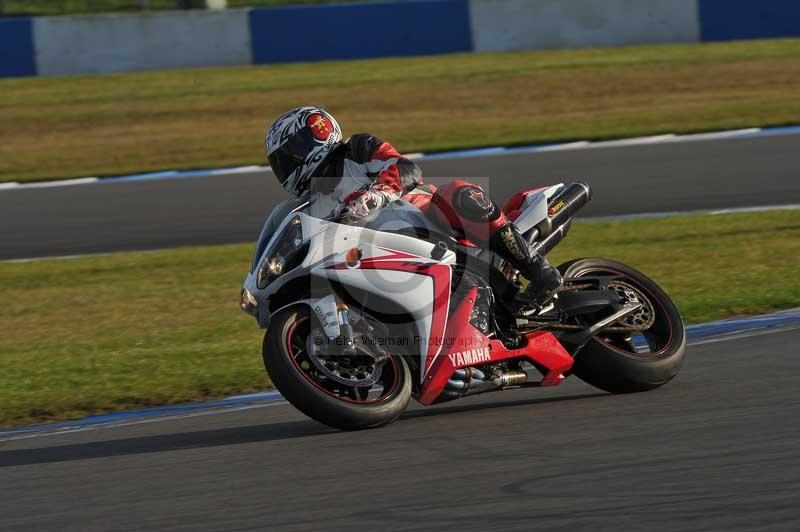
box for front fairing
[243,202,456,328]
[250,197,310,274]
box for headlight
[240,288,258,316]
[257,216,308,289]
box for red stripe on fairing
[372,247,420,261]
[357,260,451,376]
[325,246,452,379]
[325,247,421,271]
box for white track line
[584,203,800,222]
[529,141,592,152]
[687,324,800,347]
[14,177,99,189]
[3,252,113,264]
[585,134,677,149]
[709,204,800,215]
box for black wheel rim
[572,268,677,357]
[284,316,401,404]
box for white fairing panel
[245,212,456,383]
[302,216,455,382]
[312,244,450,383]
[300,215,452,265]
[512,183,564,234]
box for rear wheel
[263,306,411,430]
[559,258,687,393]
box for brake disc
[606,280,656,332]
[305,328,383,388]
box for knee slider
[452,184,500,223]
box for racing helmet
[265,106,342,196]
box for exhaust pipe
[525,182,591,239]
[531,218,572,256]
[442,369,528,399]
[526,182,592,255]
[546,182,592,233]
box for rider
[265,106,562,304]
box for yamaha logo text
[447,347,491,367]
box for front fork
[332,298,389,366]
[335,303,357,355]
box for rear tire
[559,258,687,394]
[263,306,412,430]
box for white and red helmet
[265,106,342,196]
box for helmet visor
[267,127,319,187]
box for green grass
[2,0,370,16]
[1,210,799,427]
[1,38,799,182]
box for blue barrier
[699,0,800,41]
[3,1,800,78]
[249,0,472,64]
[0,18,36,77]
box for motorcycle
[240,182,686,430]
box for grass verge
[1,38,799,182]
[1,209,799,427]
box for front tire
[559,258,687,394]
[263,306,412,430]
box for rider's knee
[431,181,508,243]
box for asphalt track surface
[2,326,799,531]
[2,134,799,260]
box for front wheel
[263,306,412,430]
[559,258,687,394]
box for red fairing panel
[418,288,574,405]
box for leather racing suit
[266,133,561,304]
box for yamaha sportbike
[240,183,686,430]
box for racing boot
[489,223,562,306]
